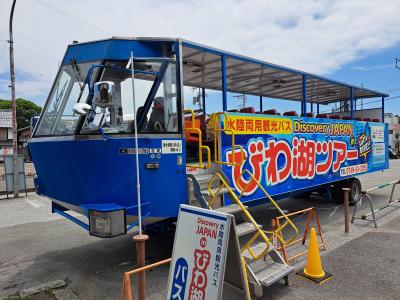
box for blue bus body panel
[62,39,175,65]
[220,113,389,203]
[28,137,187,218]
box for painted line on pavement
[25,199,44,208]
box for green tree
[0,98,42,129]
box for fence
[0,161,36,196]
[351,179,400,228]
[120,258,172,300]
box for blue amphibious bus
[28,37,389,238]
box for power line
[31,0,112,35]
[0,30,64,49]
[381,87,400,93]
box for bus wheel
[349,178,362,205]
[333,178,361,205]
[297,191,312,199]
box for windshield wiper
[52,79,68,112]
[71,59,85,89]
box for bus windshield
[34,60,179,137]
[34,61,95,136]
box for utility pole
[9,0,19,198]
[191,87,203,111]
[233,94,247,109]
[360,83,364,110]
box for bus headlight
[89,209,126,238]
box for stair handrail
[183,109,211,169]
[206,169,300,261]
[207,172,273,260]
[209,112,245,166]
[236,170,299,246]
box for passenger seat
[240,107,256,114]
[263,109,279,115]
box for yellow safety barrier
[207,169,299,261]
[272,207,326,264]
[183,109,211,169]
[209,112,245,166]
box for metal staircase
[185,112,298,297]
[187,172,235,209]
[187,170,299,298]
[216,202,294,296]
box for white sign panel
[371,125,384,143]
[0,110,12,128]
[167,205,231,300]
[162,140,182,154]
[373,143,385,156]
[372,143,386,165]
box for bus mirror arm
[73,103,92,116]
[99,127,112,142]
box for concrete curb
[19,280,67,299]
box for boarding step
[242,241,272,259]
[193,173,214,183]
[247,259,295,287]
[236,222,262,237]
[201,186,235,197]
[214,204,247,214]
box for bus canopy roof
[64,37,388,104]
[181,39,388,104]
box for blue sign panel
[169,257,189,300]
[220,113,389,202]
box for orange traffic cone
[297,227,332,284]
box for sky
[1,0,400,115]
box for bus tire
[297,191,312,199]
[333,178,361,205]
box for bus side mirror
[93,81,115,108]
[73,103,92,116]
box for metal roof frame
[180,39,388,104]
[64,37,388,119]
[67,36,387,102]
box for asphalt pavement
[1,160,400,299]
[267,215,400,300]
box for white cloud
[352,63,393,71]
[1,0,400,105]
[0,76,49,103]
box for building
[18,126,32,161]
[385,113,400,149]
[0,110,13,157]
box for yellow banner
[224,115,292,135]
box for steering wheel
[154,121,163,132]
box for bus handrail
[206,170,299,261]
[183,109,211,169]
[237,170,299,247]
[209,112,245,166]
[206,172,273,260]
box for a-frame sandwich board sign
[167,204,251,300]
